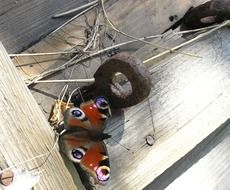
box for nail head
[0,169,14,186]
[146,135,155,146]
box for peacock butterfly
[57,96,112,185]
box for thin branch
[24,35,160,85]
[50,4,98,35]
[83,12,100,52]
[9,51,79,57]
[25,10,101,86]
[25,53,82,86]
[53,0,99,18]
[143,20,230,64]
[10,25,216,58]
[175,24,218,35]
[12,34,162,58]
[20,31,196,85]
[34,78,95,84]
[24,20,229,86]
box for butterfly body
[58,97,111,185]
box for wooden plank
[12,10,93,80]
[0,42,84,189]
[8,0,230,189]
[0,0,87,53]
[143,119,230,190]
[164,120,230,190]
[102,28,230,190]
[12,0,206,80]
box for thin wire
[147,97,155,135]
[0,134,60,174]
[28,135,60,171]
[0,87,68,174]
[110,136,130,151]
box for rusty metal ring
[93,52,151,108]
[71,52,152,108]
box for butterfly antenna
[110,136,130,151]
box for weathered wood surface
[0,43,84,189]
[7,0,230,189]
[13,0,206,80]
[103,28,230,190]
[164,120,230,190]
[0,0,87,53]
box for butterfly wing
[63,107,92,130]
[59,131,110,185]
[63,97,111,132]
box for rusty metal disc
[71,52,152,108]
[93,52,152,108]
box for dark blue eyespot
[72,110,82,117]
[95,97,109,109]
[72,148,86,162]
[71,108,85,120]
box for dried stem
[25,21,227,86]
[9,51,79,57]
[100,0,198,58]
[34,78,95,84]
[83,12,100,52]
[24,35,159,85]
[143,20,230,64]
[24,6,229,86]
[11,25,216,58]
[53,0,99,18]
[50,4,98,35]
[25,9,101,86]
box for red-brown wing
[63,107,92,130]
[63,97,111,132]
[59,131,110,185]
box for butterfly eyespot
[71,108,86,120]
[72,148,86,162]
[95,97,109,110]
[96,166,110,184]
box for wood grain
[12,0,206,80]
[165,121,230,190]
[0,0,87,53]
[102,28,230,190]
[8,0,230,189]
[0,43,84,189]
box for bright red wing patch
[80,101,105,130]
[81,142,107,171]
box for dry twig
[24,20,229,86]
[11,25,217,58]
[25,9,101,86]
[53,0,99,18]
[143,20,230,63]
[50,4,98,35]
[34,79,95,84]
[100,0,199,58]
[9,51,79,57]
